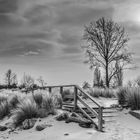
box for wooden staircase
[63,104,118,130]
[45,84,118,132]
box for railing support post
[74,86,78,111]
[49,87,52,93]
[98,107,103,131]
[60,86,63,95]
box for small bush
[42,93,56,115]
[32,92,43,108]
[126,88,140,110]
[0,101,10,119]
[12,99,39,126]
[8,95,20,109]
[116,87,128,105]
[52,92,63,109]
[0,95,7,104]
[117,87,140,110]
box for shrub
[12,98,39,126]
[8,95,20,109]
[32,92,43,108]
[116,87,128,105]
[42,93,56,115]
[0,101,10,119]
[126,88,140,110]
[52,92,63,109]
[117,87,140,110]
[0,95,7,104]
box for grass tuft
[0,101,10,119]
[12,98,39,126]
[0,95,7,104]
[42,93,56,115]
[126,88,140,110]
[116,87,128,106]
[32,92,43,108]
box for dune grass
[116,87,128,106]
[87,88,115,98]
[0,95,7,104]
[0,90,62,126]
[32,92,43,108]
[117,87,140,110]
[12,99,39,126]
[0,101,10,119]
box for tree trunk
[105,62,109,88]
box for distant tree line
[0,69,47,93]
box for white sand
[0,109,140,140]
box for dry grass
[87,88,115,98]
[12,98,39,126]
[0,89,62,126]
[0,101,10,119]
[117,87,140,110]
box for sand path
[0,110,140,140]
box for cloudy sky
[0,0,140,85]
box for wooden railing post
[60,86,63,95]
[74,86,78,111]
[49,87,52,93]
[98,107,103,131]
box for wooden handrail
[75,85,103,108]
[77,95,98,117]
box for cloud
[0,40,54,57]
[57,32,79,46]
[21,51,40,56]
[55,5,113,26]
[23,4,53,25]
[17,31,56,40]
[0,0,18,13]
[0,13,24,27]
[62,47,81,54]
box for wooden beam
[74,86,78,111]
[77,95,98,117]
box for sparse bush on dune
[126,88,140,110]
[8,95,20,109]
[116,87,128,106]
[12,98,39,126]
[12,91,61,126]
[32,92,43,108]
[52,92,63,109]
[0,101,10,119]
[42,93,56,115]
[117,87,140,110]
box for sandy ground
[0,109,140,140]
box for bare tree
[83,17,132,88]
[37,76,47,89]
[93,66,102,87]
[21,73,34,93]
[113,61,123,87]
[5,69,17,88]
